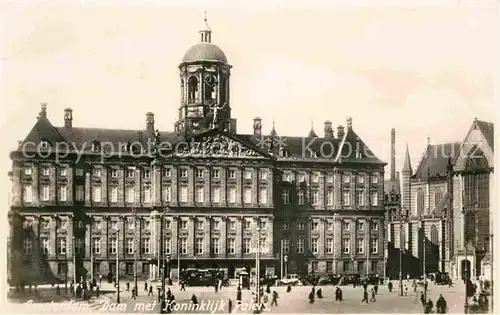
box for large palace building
[8,19,387,285]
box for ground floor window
[57,262,66,274]
[93,263,100,275]
[125,263,134,274]
[311,261,319,273]
[326,261,333,272]
[371,261,378,273]
[142,263,150,274]
[343,261,350,272]
[358,261,365,273]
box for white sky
[0,0,498,178]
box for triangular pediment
[167,129,273,159]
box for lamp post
[420,214,427,303]
[462,205,476,314]
[280,240,284,279]
[399,209,408,296]
[255,227,261,314]
[284,255,288,278]
[72,236,76,285]
[132,206,138,296]
[116,229,120,303]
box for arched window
[434,188,443,207]
[430,225,439,245]
[220,77,226,103]
[416,188,424,215]
[188,76,199,101]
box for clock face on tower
[205,75,217,87]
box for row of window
[23,166,380,185]
[23,236,378,256]
[23,166,270,181]
[311,260,379,273]
[22,185,266,204]
[280,238,379,254]
[29,216,269,232]
[282,172,379,184]
[23,237,252,256]
[22,184,379,207]
[284,220,379,231]
[282,189,379,206]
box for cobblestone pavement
[86,280,468,313]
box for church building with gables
[8,17,387,285]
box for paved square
[86,280,467,313]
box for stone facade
[8,19,387,285]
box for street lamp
[72,236,76,286]
[284,255,288,278]
[462,206,476,314]
[399,208,408,296]
[255,227,261,314]
[115,229,120,303]
[419,214,427,303]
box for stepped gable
[412,142,461,180]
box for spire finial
[427,136,430,146]
[199,11,212,43]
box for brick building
[8,18,387,285]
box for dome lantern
[200,11,212,43]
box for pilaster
[187,216,194,256]
[221,216,227,257]
[85,218,91,259]
[12,164,22,206]
[204,216,211,256]
[32,163,40,206]
[49,216,56,259]
[267,216,273,256]
[154,163,162,206]
[84,169,91,206]
[135,169,141,206]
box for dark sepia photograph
[1,0,497,313]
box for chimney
[324,120,334,138]
[337,125,345,138]
[146,112,155,133]
[64,108,73,128]
[391,128,396,181]
[253,117,262,136]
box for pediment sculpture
[176,134,264,158]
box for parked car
[279,274,301,286]
[319,274,341,286]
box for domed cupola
[182,16,228,64]
[175,12,234,136]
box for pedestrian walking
[308,290,315,304]
[388,281,393,293]
[145,281,148,292]
[404,285,408,296]
[286,284,291,293]
[374,284,378,295]
[236,286,242,304]
[148,284,153,297]
[180,280,186,291]
[191,294,198,305]
[228,298,232,313]
[420,292,425,307]
[361,290,369,303]
[271,290,278,306]
[126,281,130,292]
[436,294,447,314]
[131,287,136,300]
[96,285,100,298]
[56,284,60,296]
[370,289,376,302]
